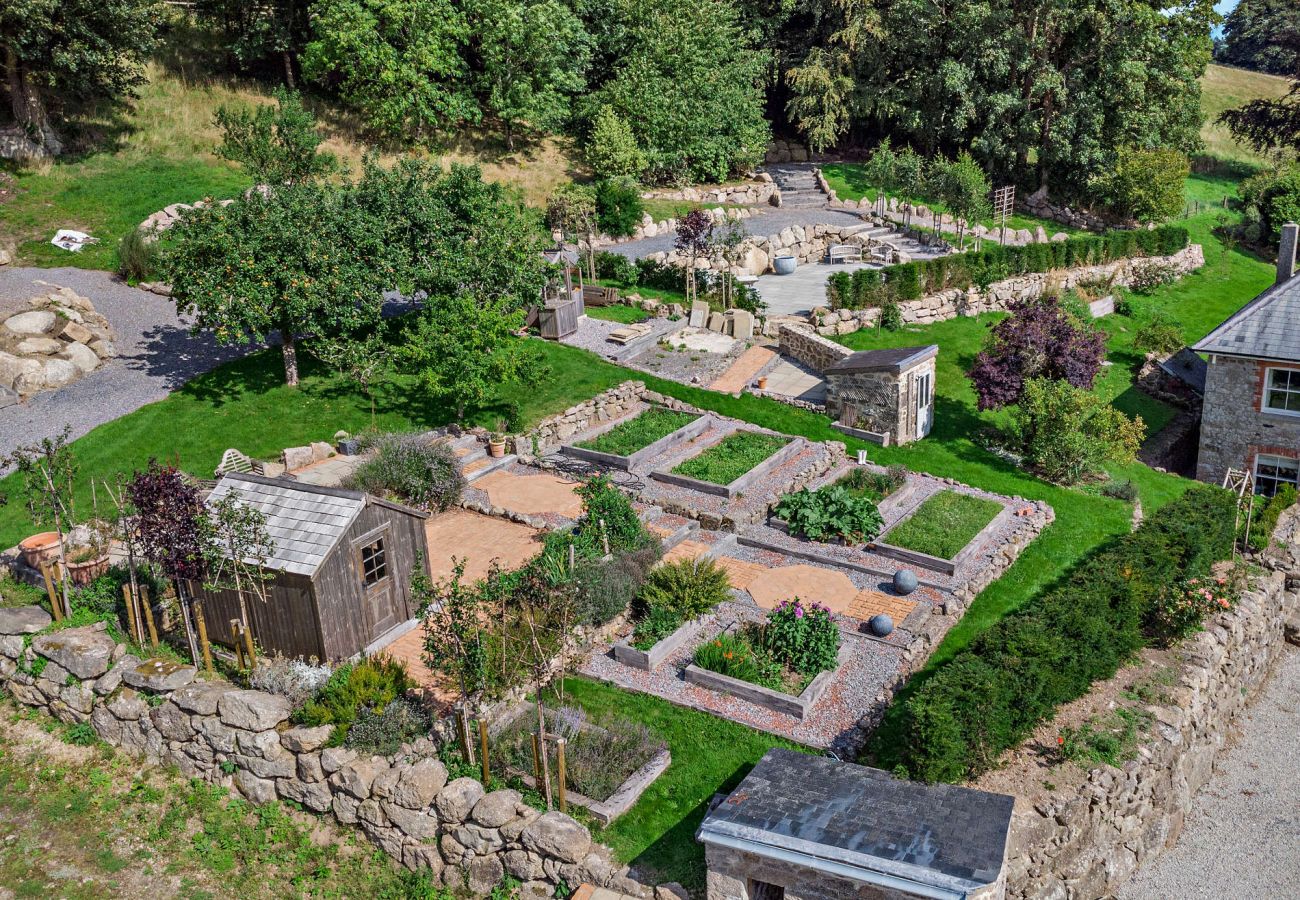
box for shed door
[915,370,933,439]
[354,528,402,641]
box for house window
[1263,368,1300,414]
[1255,454,1300,497]
[360,538,388,585]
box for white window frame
[1262,367,1300,416]
[1254,453,1300,498]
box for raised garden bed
[873,490,1006,576]
[489,701,671,824]
[613,613,710,671]
[563,407,707,470]
[652,431,800,498]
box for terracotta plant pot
[756,376,768,390]
[18,532,62,569]
[64,551,110,587]
[488,439,506,459]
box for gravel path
[605,207,868,259]
[1119,644,1300,900]
[0,266,251,466]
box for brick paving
[846,589,918,623]
[713,556,768,591]
[472,468,584,518]
[423,508,542,583]
[708,344,776,394]
[661,540,712,564]
[746,563,859,611]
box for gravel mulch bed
[580,598,904,753]
[622,336,745,388]
[558,315,679,363]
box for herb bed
[882,491,1002,560]
[576,407,699,457]
[671,432,790,486]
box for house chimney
[1280,222,1299,286]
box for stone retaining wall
[519,382,704,457]
[777,324,853,372]
[640,179,777,207]
[1022,191,1120,233]
[1001,535,1300,899]
[0,613,647,899]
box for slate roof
[697,748,1014,897]
[825,345,938,376]
[1158,347,1208,395]
[1193,275,1300,363]
[206,473,366,576]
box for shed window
[360,538,388,585]
[1255,454,1299,497]
[1263,368,1300,414]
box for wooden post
[194,602,214,675]
[231,619,247,669]
[599,518,610,557]
[457,707,475,765]
[140,586,159,649]
[556,738,568,812]
[241,621,257,669]
[478,718,491,785]
[121,583,139,644]
[531,732,544,787]
[39,561,62,622]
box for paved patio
[424,508,542,583]
[470,467,584,520]
[755,261,878,316]
[760,355,826,404]
[710,345,776,394]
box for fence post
[141,585,160,649]
[121,583,139,645]
[556,738,568,813]
[478,718,491,785]
[39,561,62,622]
[194,602,214,675]
[531,732,544,787]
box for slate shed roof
[1193,275,1300,363]
[697,748,1014,899]
[206,473,388,577]
[825,344,938,376]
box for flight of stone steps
[765,164,827,209]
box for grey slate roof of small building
[824,344,939,376]
[1193,274,1300,362]
[697,748,1014,897]
[1158,347,1208,394]
[206,473,367,576]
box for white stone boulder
[39,358,80,388]
[4,310,56,335]
[61,341,100,374]
[16,336,61,354]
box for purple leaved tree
[968,296,1106,411]
[675,210,714,305]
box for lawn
[1199,63,1292,166]
[882,491,1002,559]
[595,278,688,306]
[576,407,698,456]
[641,198,748,222]
[585,304,651,324]
[671,432,789,485]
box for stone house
[824,345,938,445]
[1195,223,1300,492]
[697,749,1014,900]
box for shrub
[636,557,732,621]
[1246,484,1298,552]
[775,485,885,542]
[1145,574,1235,648]
[764,598,839,675]
[1101,479,1139,503]
[827,271,852,308]
[573,545,660,626]
[586,106,647,179]
[572,474,654,555]
[595,177,645,238]
[117,227,160,282]
[1126,259,1179,294]
[249,654,335,709]
[879,297,903,331]
[1102,147,1189,223]
[838,464,908,501]
[630,601,685,650]
[594,251,639,286]
[1012,378,1146,484]
[875,485,1235,782]
[347,433,465,512]
[345,697,431,755]
[1239,164,1300,247]
[1132,308,1185,356]
[294,657,414,745]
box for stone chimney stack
[1279,222,1299,286]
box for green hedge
[872,484,1234,783]
[828,224,1190,310]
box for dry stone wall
[640,178,778,207]
[519,381,704,457]
[0,614,647,899]
[1002,542,1300,899]
[777,324,852,372]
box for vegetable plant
[774,485,884,542]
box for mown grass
[576,407,698,456]
[882,491,1002,559]
[585,304,651,324]
[671,432,789,485]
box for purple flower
[795,606,804,619]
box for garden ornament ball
[893,568,918,595]
[869,614,894,636]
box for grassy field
[1199,63,1293,165]
[585,304,651,324]
[883,491,1002,559]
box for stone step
[463,452,517,482]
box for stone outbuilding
[702,749,1013,900]
[823,345,938,445]
[1194,222,1300,492]
[697,749,1014,900]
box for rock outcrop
[0,285,117,399]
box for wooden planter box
[561,412,709,472]
[871,499,1011,576]
[538,295,585,339]
[683,634,853,721]
[651,434,806,499]
[612,614,711,671]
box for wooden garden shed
[191,473,430,662]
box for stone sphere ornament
[893,568,919,595]
[869,614,894,637]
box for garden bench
[215,448,265,478]
[869,245,895,265]
[827,244,862,264]
[582,284,618,307]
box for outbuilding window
[1255,453,1299,497]
[360,538,388,585]
[1263,367,1300,415]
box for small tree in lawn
[202,490,275,663]
[309,328,393,425]
[215,87,338,186]
[676,210,714,306]
[128,460,209,660]
[546,183,599,281]
[400,292,546,420]
[968,295,1107,411]
[2,427,77,617]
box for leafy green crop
[774,485,884,542]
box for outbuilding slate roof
[824,344,939,376]
[206,473,367,576]
[1193,275,1300,363]
[697,748,1014,897]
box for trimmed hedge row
[828,224,1190,310]
[873,485,1235,783]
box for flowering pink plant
[766,598,839,675]
[1149,574,1235,646]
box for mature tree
[785,47,856,154]
[473,0,591,149]
[309,328,393,424]
[546,182,599,279]
[1218,0,1300,77]
[302,0,477,141]
[591,0,771,183]
[1240,164,1300,247]
[400,292,546,419]
[1,0,163,156]
[215,88,338,185]
[195,0,313,85]
[1101,147,1189,224]
[968,295,1106,411]
[162,180,394,386]
[585,105,646,179]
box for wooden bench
[582,284,619,307]
[827,244,863,264]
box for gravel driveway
[0,266,251,467]
[1119,644,1300,900]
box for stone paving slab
[761,355,827,404]
[709,345,776,394]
